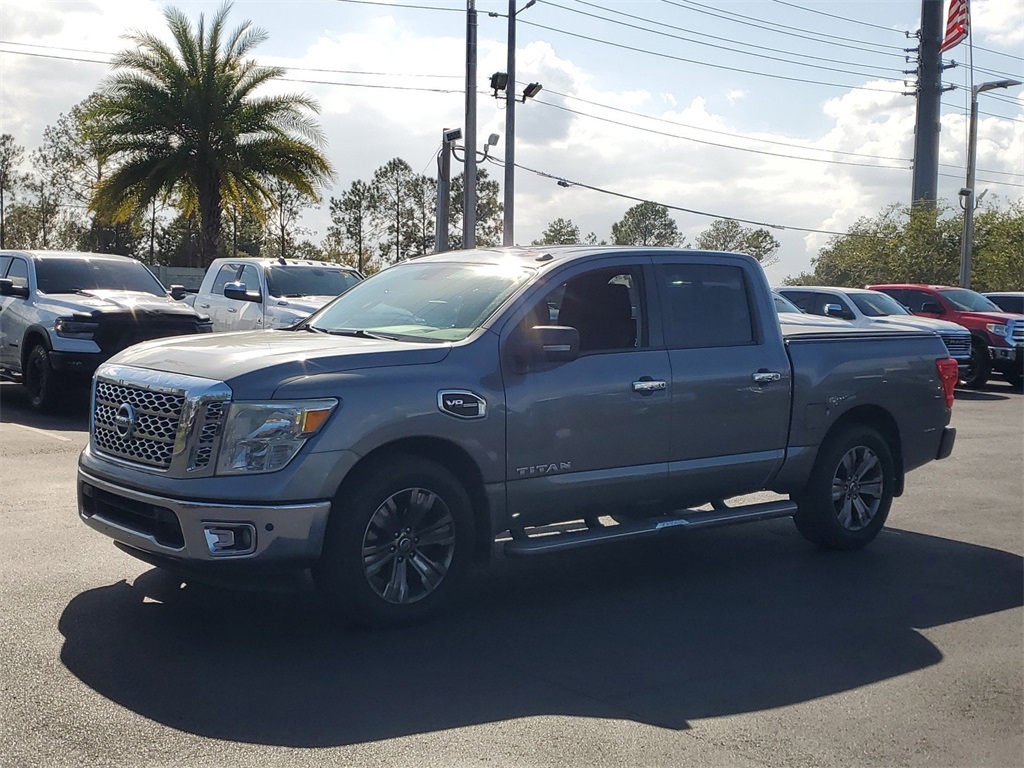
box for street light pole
[502,0,536,247]
[958,78,1021,288]
[464,0,478,249]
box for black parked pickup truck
[78,247,958,626]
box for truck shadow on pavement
[0,382,90,431]
[58,520,1023,747]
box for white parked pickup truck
[186,257,362,332]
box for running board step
[503,500,797,558]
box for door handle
[752,371,782,384]
[632,379,667,393]
[227,308,237,313]
[199,303,210,309]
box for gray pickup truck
[77,247,958,626]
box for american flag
[940,0,970,53]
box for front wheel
[24,344,64,411]
[961,339,991,389]
[794,425,895,550]
[314,455,474,628]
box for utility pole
[502,0,536,247]
[435,128,461,253]
[463,0,478,249]
[910,0,945,208]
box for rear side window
[903,290,938,312]
[657,264,755,349]
[6,258,29,289]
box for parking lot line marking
[9,424,72,442]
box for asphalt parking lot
[1,379,1021,768]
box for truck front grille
[1012,323,1023,346]
[90,365,231,477]
[938,332,971,359]
[80,482,184,548]
[93,381,184,469]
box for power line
[485,155,889,239]
[332,0,462,13]
[548,0,906,79]
[517,19,900,93]
[658,0,907,56]
[767,0,911,35]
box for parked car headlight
[217,399,338,475]
[985,323,1010,337]
[54,317,99,339]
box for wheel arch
[821,405,905,497]
[335,436,494,563]
[20,325,52,370]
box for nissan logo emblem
[114,402,138,439]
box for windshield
[35,257,165,296]
[772,293,802,314]
[266,265,362,298]
[850,292,910,317]
[308,261,534,342]
[938,288,1002,312]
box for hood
[952,310,1024,325]
[106,329,451,398]
[39,290,202,319]
[869,315,969,334]
[269,296,331,316]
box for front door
[503,258,671,527]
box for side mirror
[511,325,580,373]
[921,301,944,314]
[223,281,262,303]
[0,278,29,298]
[169,284,187,301]
[824,303,846,318]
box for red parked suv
[868,284,1024,389]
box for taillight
[936,358,958,408]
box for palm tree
[88,2,333,263]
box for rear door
[503,257,672,526]
[655,259,791,507]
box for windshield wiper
[304,327,399,341]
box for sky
[0,0,1021,282]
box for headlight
[54,317,99,339]
[216,399,338,475]
[986,323,1010,337]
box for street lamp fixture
[522,82,543,101]
[958,77,1022,288]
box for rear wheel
[961,339,991,389]
[794,425,894,550]
[314,455,474,628]
[24,344,64,411]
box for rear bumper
[78,468,331,567]
[936,427,956,460]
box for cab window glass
[657,264,754,349]
[0,256,11,277]
[904,290,937,312]
[212,264,241,294]
[238,264,261,294]
[6,258,29,289]
[517,266,644,353]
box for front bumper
[49,350,106,377]
[78,468,331,567]
[989,345,1022,373]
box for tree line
[0,3,1016,289]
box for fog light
[203,524,256,556]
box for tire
[794,425,895,551]
[24,344,64,412]
[314,455,474,628]
[961,339,991,389]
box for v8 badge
[438,390,487,420]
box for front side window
[212,264,241,294]
[517,266,645,353]
[6,258,30,289]
[0,256,11,277]
[309,261,534,342]
[35,257,165,296]
[266,265,362,298]
[657,264,754,349]
[238,264,262,294]
[903,290,939,312]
